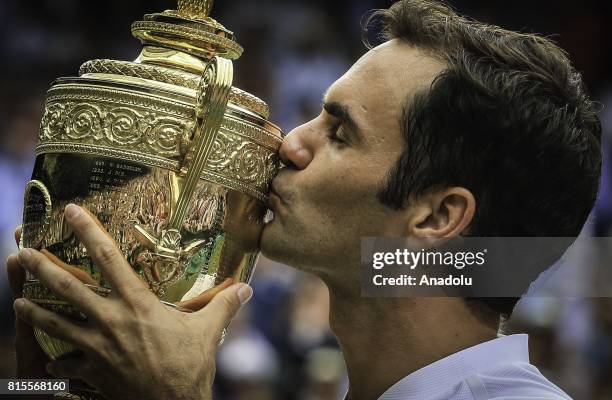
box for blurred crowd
[0,0,611,399]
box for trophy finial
[177,0,214,19]
[132,0,243,60]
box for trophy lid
[78,0,270,118]
[131,0,244,61]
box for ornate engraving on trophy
[40,99,190,159]
[209,129,277,186]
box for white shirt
[377,334,571,400]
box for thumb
[194,283,253,335]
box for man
[7,0,602,399]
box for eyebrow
[322,101,362,140]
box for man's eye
[327,125,345,144]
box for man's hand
[10,204,253,400]
[7,226,51,379]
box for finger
[40,249,98,286]
[8,253,42,352]
[177,278,235,311]
[14,225,22,248]
[17,248,103,318]
[13,298,97,352]
[7,253,25,299]
[63,204,148,297]
[9,254,53,379]
[193,283,252,336]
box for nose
[279,125,315,170]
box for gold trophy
[19,0,282,397]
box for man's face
[260,40,445,280]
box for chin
[259,220,290,261]
[260,221,313,271]
[259,214,345,275]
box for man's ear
[405,187,475,238]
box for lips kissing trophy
[19,0,283,398]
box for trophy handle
[134,56,233,255]
[172,56,233,229]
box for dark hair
[365,0,602,320]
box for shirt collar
[377,334,530,400]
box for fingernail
[17,249,32,263]
[13,298,25,313]
[65,204,81,220]
[237,284,253,305]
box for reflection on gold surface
[24,153,266,301]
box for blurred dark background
[0,1,611,399]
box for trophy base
[54,392,104,400]
[53,380,104,400]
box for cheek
[263,152,402,269]
[296,155,390,229]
